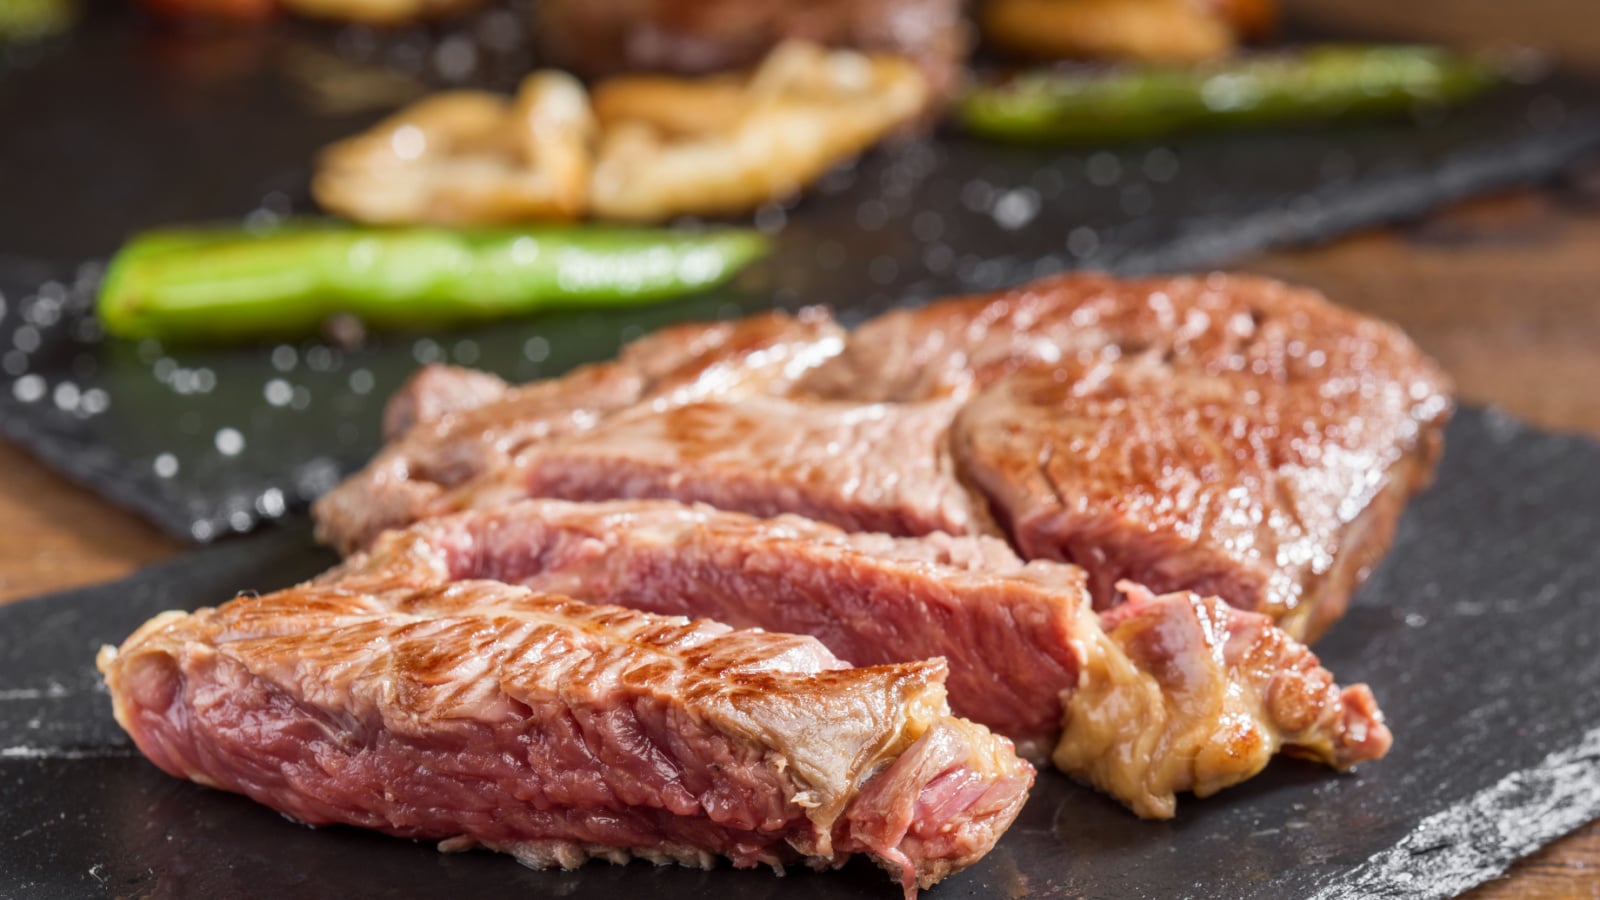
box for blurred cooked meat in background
[535,0,968,100]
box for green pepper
[97,222,770,343]
[0,0,75,41]
[959,45,1501,144]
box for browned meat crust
[312,308,845,553]
[98,571,1032,894]
[325,497,1393,816]
[319,273,1449,644]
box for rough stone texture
[3,407,1598,899]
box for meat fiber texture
[97,575,1033,896]
[327,498,1392,819]
[317,272,1451,645]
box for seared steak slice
[501,396,990,538]
[330,498,1391,817]
[314,308,845,553]
[98,578,1031,895]
[317,272,1449,642]
[925,274,1450,640]
[535,0,968,101]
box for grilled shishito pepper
[959,45,1501,144]
[97,222,770,342]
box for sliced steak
[927,273,1451,640]
[498,396,990,538]
[318,272,1450,641]
[328,498,1391,816]
[98,577,1031,896]
[313,308,845,553]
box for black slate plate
[3,6,1600,541]
[4,406,1599,899]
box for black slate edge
[0,403,341,543]
[1314,725,1600,900]
[0,407,202,541]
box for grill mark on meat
[315,310,846,553]
[316,272,1451,643]
[99,578,1032,896]
[930,274,1450,640]
[325,498,1392,817]
[504,397,991,538]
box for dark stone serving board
[2,5,1600,541]
[4,406,1599,899]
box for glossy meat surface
[315,272,1451,641]
[509,397,991,539]
[328,498,1392,816]
[98,574,1031,894]
[314,308,845,553]
[934,274,1450,640]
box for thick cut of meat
[535,0,968,102]
[502,396,991,539]
[920,273,1451,640]
[327,498,1391,817]
[98,579,1031,896]
[314,308,845,553]
[316,271,1450,642]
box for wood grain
[0,441,176,603]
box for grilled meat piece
[930,274,1451,640]
[508,397,992,539]
[383,364,509,439]
[313,308,845,553]
[327,498,1392,816]
[1061,583,1390,818]
[316,272,1450,642]
[534,0,968,103]
[803,272,1451,640]
[98,577,1032,895]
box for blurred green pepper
[0,0,75,41]
[98,222,770,343]
[959,45,1502,144]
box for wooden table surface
[4,1,1599,892]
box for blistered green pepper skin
[97,222,770,343]
[959,45,1501,144]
